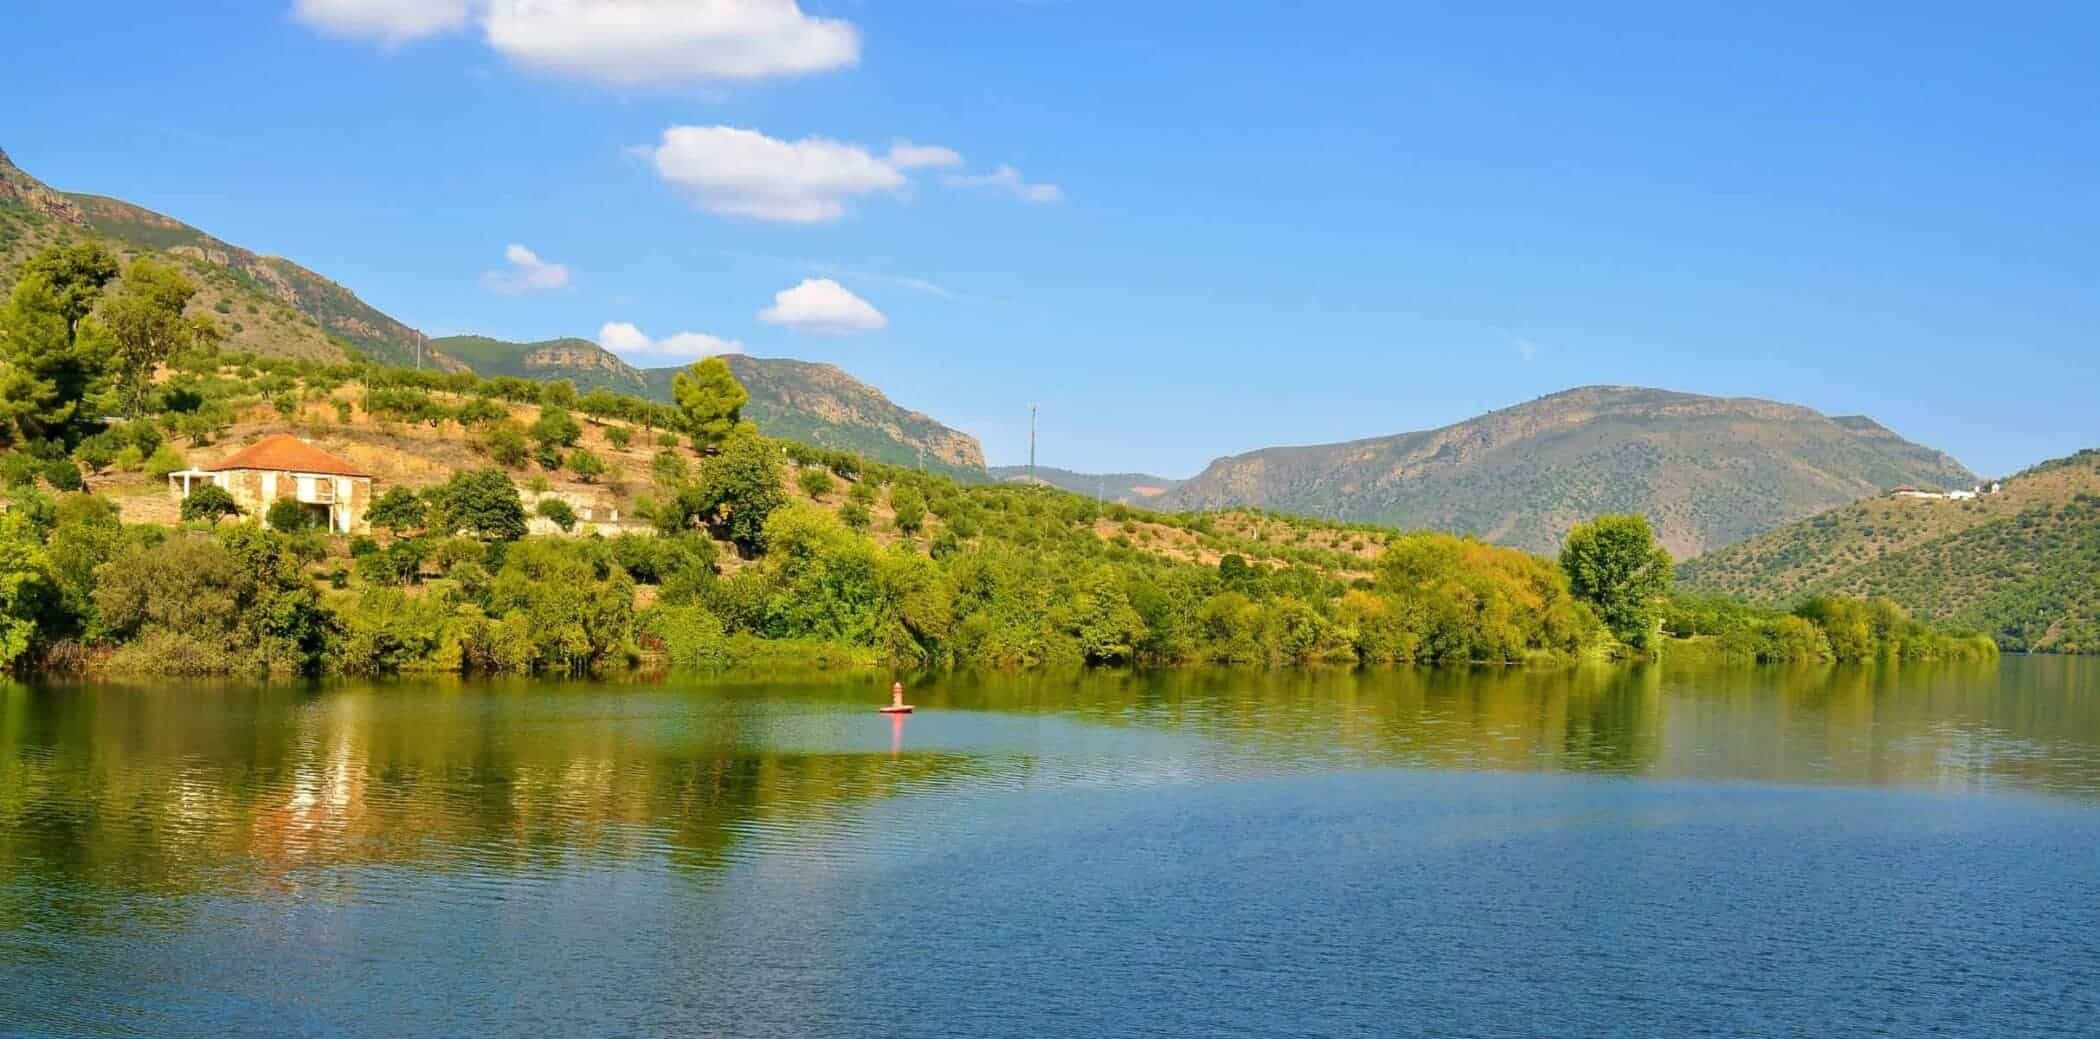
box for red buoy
[879,681,914,714]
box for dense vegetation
[0,242,1996,677]
[1683,450,2100,653]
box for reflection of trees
[5,660,2098,918]
[0,678,988,914]
[912,664,1668,777]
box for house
[170,434,372,533]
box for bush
[73,437,118,474]
[113,445,145,472]
[355,537,427,587]
[366,486,427,536]
[840,500,871,532]
[798,467,837,501]
[891,485,927,534]
[536,498,578,532]
[180,484,242,523]
[567,447,607,483]
[144,444,188,480]
[477,421,530,468]
[41,458,83,491]
[265,498,317,532]
[531,406,581,450]
[605,426,633,449]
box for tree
[17,242,120,344]
[604,425,633,449]
[798,466,837,501]
[0,270,113,446]
[0,512,59,668]
[674,428,783,555]
[890,485,927,535]
[536,497,577,532]
[366,487,427,537]
[265,499,317,532]
[180,484,242,523]
[425,469,527,542]
[538,379,578,409]
[566,447,607,483]
[672,357,748,451]
[100,259,214,418]
[531,405,581,450]
[1560,514,1673,649]
[477,420,530,468]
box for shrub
[536,498,578,532]
[798,467,837,501]
[73,437,118,474]
[531,406,581,450]
[265,498,317,532]
[891,485,927,534]
[476,420,530,468]
[367,487,427,536]
[180,484,242,523]
[144,444,188,480]
[604,426,633,449]
[113,445,145,471]
[567,447,607,483]
[41,459,83,491]
[840,500,871,532]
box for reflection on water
[4,658,2100,1036]
[4,658,2097,904]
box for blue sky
[5,2,2095,477]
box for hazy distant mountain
[430,336,986,477]
[1681,449,2100,652]
[987,465,1182,503]
[1159,386,1977,558]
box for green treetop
[672,357,748,451]
[1560,513,1673,649]
[101,258,216,418]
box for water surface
[5,659,2099,1036]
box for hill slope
[987,465,1181,503]
[1159,386,1976,557]
[2,146,425,366]
[429,335,986,477]
[2,147,984,477]
[1680,450,2100,652]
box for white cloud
[480,243,572,295]
[759,278,886,334]
[293,0,857,85]
[887,140,964,171]
[640,126,917,223]
[484,0,858,86]
[598,320,744,358]
[943,164,1063,203]
[1514,336,1540,362]
[293,0,471,44]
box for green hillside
[430,335,987,479]
[987,465,1182,504]
[1682,450,2100,652]
[1,146,986,480]
[1161,386,1977,558]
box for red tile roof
[206,434,370,477]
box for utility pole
[1029,404,1038,489]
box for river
[5,659,2099,1036]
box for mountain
[2,146,427,367]
[429,335,986,477]
[986,465,1181,503]
[1680,450,2100,653]
[1,147,983,477]
[1158,386,1977,558]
